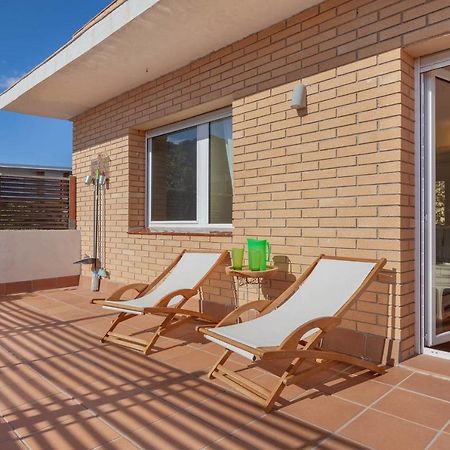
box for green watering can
[247,238,271,271]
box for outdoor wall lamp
[291,83,307,110]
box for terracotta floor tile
[131,409,226,450]
[161,322,208,340]
[429,433,450,450]
[21,415,119,450]
[0,311,51,331]
[315,434,371,450]
[339,409,436,450]
[0,364,60,411]
[0,417,18,443]
[289,362,360,392]
[3,288,450,450]
[33,344,168,391]
[39,290,86,303]
[115,312,163,332]
[279,392,363,431]
[101,399,182,434]
[0,346,22,368]
[69,346,170,381]
[79,379,145,411]
[0,326,98,361]
[372,388,450,430]
[138,376,225,414]
[401,355,450,378]
[209,412,330,450]
[51,306,97,322]
[201,362,264,394]
[333,379,392,406]
[93,437,140,450]
[187,338,229,355]
[31,352,106,385]
[164,348,222,373]
[345,365,414,386]
[0,439,28,450]
[399,372,450,402]
[3,393,92,438]
[71,315,118,337]
[77,304,104,315]
[63,375,142,399]
[131,340,194,362]
[182,390,265,435]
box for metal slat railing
[0,175,76,230]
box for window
[147,109,232,231]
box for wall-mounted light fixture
[291,83,307,110]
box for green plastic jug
[247,239,271,271]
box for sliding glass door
[422,68,450,347]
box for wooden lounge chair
[199,255,387,412]
[93,250,228,354]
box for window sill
[128,227,233,237]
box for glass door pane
[209,117,233,224]
[424,68,450,347]
[434,75,450,340]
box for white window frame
[146,107,232,232]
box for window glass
[151,126,197,221]
[209,117,233,224]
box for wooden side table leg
[232,275,239,308]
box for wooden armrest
[154,288,198,307]
[91,298,106,305]
[142,306,215,322]
[280,316,341,350]
[217,300,272,326]
[90,283,149,304]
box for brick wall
[73,0,450,362]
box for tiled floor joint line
[203,361,362,449]
[398,363,450,382]
[7,294,259,449]
[3,290,450,450]
[311,371,416,449]
[424,417,450,450]
[394,384,450,403]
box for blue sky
[0,1,111,168]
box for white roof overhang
[0,0,322,120]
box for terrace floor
[0,286,450,450]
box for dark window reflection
[151,127,197,221]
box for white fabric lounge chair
[199,254,387,412]
[93,250,228,354]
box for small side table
[225,265,278,301]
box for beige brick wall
[73,0,450,362]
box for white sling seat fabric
[103,252,222,314]
[206,259,376,360]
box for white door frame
[416,51,450,357]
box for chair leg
[101,312,133,343]
[142,314,175,355]
[264,357,306,412]
[208,349,232,379]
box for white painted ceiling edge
[0,0,323,120]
